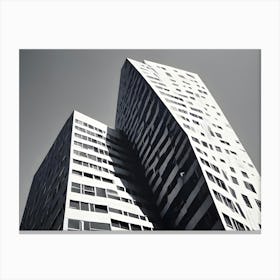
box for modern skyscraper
[21,58,261,231]
[115,58,261,231]
[21,111,158,231]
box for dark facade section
[20,113,73,230]
[108,130,163,229]
[115,60,224,230]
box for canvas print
[20,50,261,231]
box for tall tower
[21,111,157,231]
[115,58,261,230]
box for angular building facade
[115,58,261,231]
[21,111,158,231]
[21,58,261,231]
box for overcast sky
[20,49,260,221]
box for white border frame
[1,1,279,279]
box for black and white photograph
[20,50,261,232]
[1,1,280,280]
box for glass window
[70,200,80,210]
[130,224,142,230]
[72,169,82,176]
[242,194,252,208]
[244,181,256,193]
[109,208,122,214]
[95,204,108,213]
[255,199,261,211]
[68,219,80,230]
[222,213,233,228]
[231,176,239,185]
[80,202,88,211]
[90,222,111,230]
[84,221,90,230]
[71,182,80,193]
[84,172,93,178]
[96,187,106,197]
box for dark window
[206,172,215,183]
[81,202,89,211]
[228,187,237,199]
[68,219,80,230]
[242,194,252,208]
[244,181,256,193]
[84,221,90,230]
[128,213,138,219]
[222,213,233,228]
[215,146,222,152]
[236,203,246,218]
[102,177,113,184]
[70,200,79,210]
[231,176,239,185]
[96,187,106,197]
[131,224,142,230]
[109,207,122,214]
[95,204,108,213]
[255,199,261,211]
[84,172,93,178]
[117,186,125,191]
[143,226,152,231]
[72,169,82,176]
[90,222,111,230]
[71,182,80,193]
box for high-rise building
[21,58,261,231]
[21,111,158,231]
[115,58,261,231]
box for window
[255,199,261,211]
[95,204,108,213]
[109,207,122,214]
[130,224,142,230]
[90,221,111,230]
[117,186,125,191]
[128,213,138,219]
[228,187,237,199]
[103,177,113,184]
[72,169,82,176]
[222,214,233,228]
[191,136,200,143]
[242,194,252,208]
[231,176,239,185]
[83,185,95,196]
[206,172,215,183]
[202,141,208,148]
[68,219,81,230]
[211,164,220,173]
[111,219,129,230]
[143,226,152,231]
[215,176,227,191]
[84,221,90,230]
[71,182,81,193]
[236,203,246,218]
[244,181,256,193]
[70,200,79,210]
[213,190,222,202]
[81,202,89,211]
[73,159,82,165]
[215,146,222,152]
[84,172,93,178]
[96,187,106,197]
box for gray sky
[20,49,260,221]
